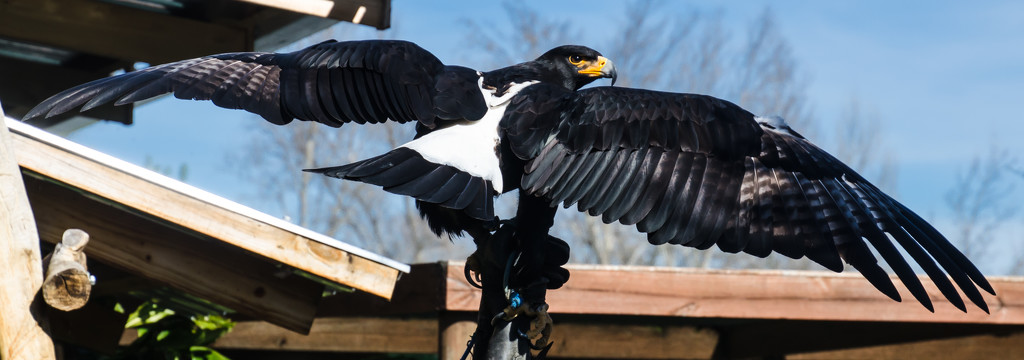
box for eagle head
[535,45,617,90]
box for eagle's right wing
[503,85,993,313]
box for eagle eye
[568,55,584,66]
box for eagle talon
[491,297,553,350]
[523,302,552,349]
[464,251,484,289]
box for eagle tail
[305,147,494,221]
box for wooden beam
[714,319,1020,358]
[7,120,403,300]
[0,105,55,359]
[789,331,1024,360]
[206,317,1023,359]
[209,316,719,359]
[210,317,438,353]
[234,0,337,18]
[0,0,250,65]
[248,11,337,51]
[317,263,444,317]
[444,263,1024,324]
[233,0,390,29]
[549,322,718,359]
[23,174,325,334]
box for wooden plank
[247,11,338,51]
[0,0,249,65]
[445,263,1024,324]
[715,319,1019,358]
[7,120,403,299]
[23,174,325,334]
[209,316,718,359]
[234,0,390,29]
[789,331,1024,360]
[317,263,444,317]
[234,0,336,17]
[202,317,1024,360]
[210,317,438,353]
[0,105,56,359]
[549,322,718,359]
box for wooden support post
[439,313,476,360]
[42,229,91,312]
[0,105,56,359]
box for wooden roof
[4,117,408,336]
[209,261,1024,359]
[0,0,390,131]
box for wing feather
[313,60,345,125]
[793,173,843,272]
[593,148,649,219]
[678,156,726,247]
[576,149,632,214]
[838,179,934,309]
[547,151,596,205]
[605,148,662,223]
[565,150,617,208]
[422,172,473,204]
[636,152,692,234]
[659,154,708,245]
[746,158,777,257]
[386,166,458,197]
[622,150,678,225]
[718,157,757,253]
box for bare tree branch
[945,147,1019,262]
[830,96,900,193]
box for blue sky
[63,1,1023,270]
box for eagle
[25,39,992,347]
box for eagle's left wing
[23,40,486,128]
[501,85,993,313]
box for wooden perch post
[42,229,91,311]
[0,106,57,359]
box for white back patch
[398,81,539,193]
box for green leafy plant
[111,299,234,360]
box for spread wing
[501,85,994,313]
[23,40,486,128]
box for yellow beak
[577,56,617,85]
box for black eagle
[25,40,993,315]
